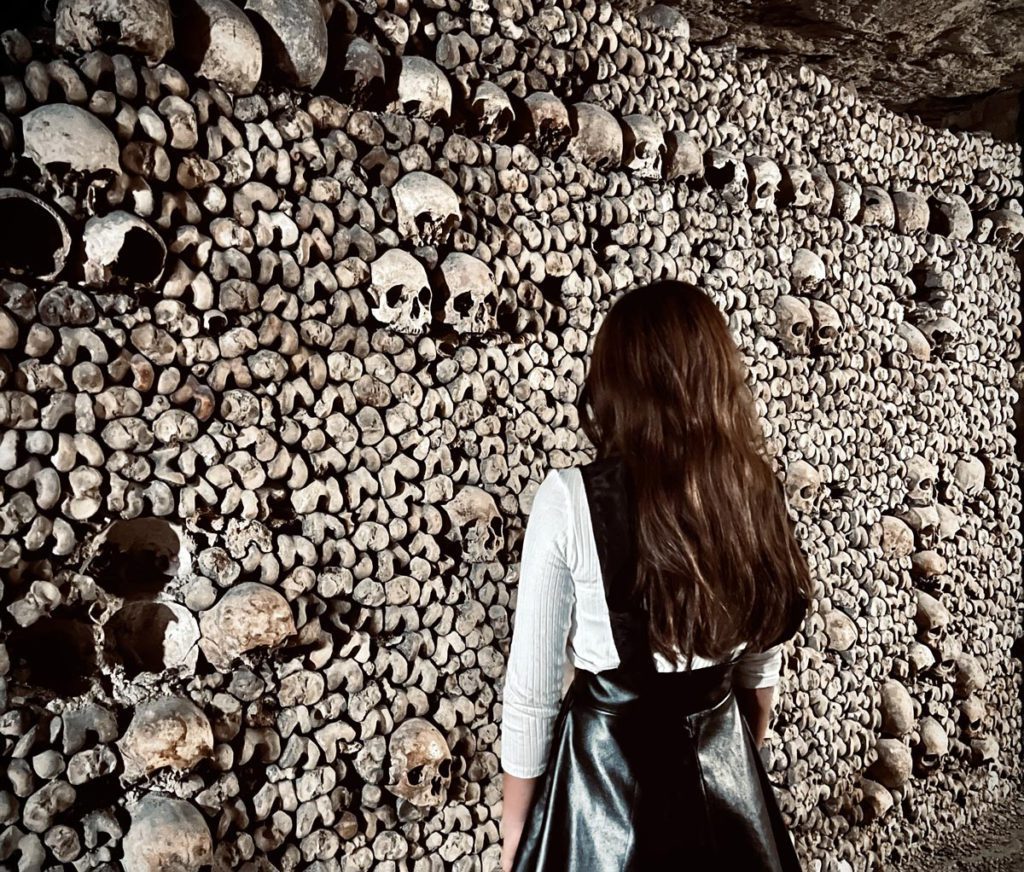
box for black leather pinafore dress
[510,456,804,871]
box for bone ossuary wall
[0,0,1023,869]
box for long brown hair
[578,280,813,664]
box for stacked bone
[0,1,1021,870]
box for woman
[499,280,814,871]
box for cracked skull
[386,717,452,808]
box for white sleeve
[500,469,575,778]
[734,641,784,689]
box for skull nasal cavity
[92,518,181,599]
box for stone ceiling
[620,1,1024,143]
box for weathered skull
[927,191,972,240]
[386,717,452,808]
[859,777,893,823]
[105,601,201,676]
[469,81,514,142]
[879,679,915,737]
[744,156,781,212]
[831,180,861,222]
[904,454,938,505]
[891,190,930,235]
[916,315,960,349]
[913,717,948,775]
[244,0,327,88]
[703,148,747,207]
[122,795,212,872]
[857,185,895,229]
[176,0,263,95]
[778,165,815,208]
[970,736,999,767]
[897,321,931,361]
[954,652,987,698]
[567,102,623,172]
[897,505,941,549]
[82,211,167,289]
[952,454,985,498]
[988,209,1024,251]
[393,171,461,246]
[444,485,504,562]
[914,589,949,651]
[878,515,914,557]
[807,166,834,215]
[198,582,296,669]
[55,0,175,63]
[117,696,214,780]
[934,632,962,681]
[620,114,665,179]
[0,188,71,281]
[783,459,820,513]
[935,503,961,540]
[773,294,812,355]
[330,35,385,108]
[369,249,432,334]
[438,252,501,335]
[958,695,985,738]
[637,4,690,42]
[396,55,452,123]
[664,130,702,180]
[808,299,841,351]
[791,248,826,290]
[867,738,913,789]
[522,91,572,154]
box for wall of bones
[0,0,1022,870]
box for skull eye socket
[438,758,451,778]
[451,291,475,316]
[407,764,425,785]
[792,321,807,335]
[799,484,815,499]
[385,285,404,307]
[418,287,430,304]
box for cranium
[444,485,504,562]
[0,188,71,281]
[867,738,913,788]
[744,156,781,212]
[396,55,452,123]
[176,0,263,95]
[122,795,212,872]
[897,321,931,361]
[952,454,985,498]
[914,589,949,651]
[620,114,665,179]
[878,515,914,557]
[437,252,502,335]
[637,4,690,42]
[791,248,826,290]
[386,717,452,808]
[808,299,841,351]
[773,294,812,355]
[913,717,948,775]
[664,130,702,180]
[897,505,941,549]
[55,0,175,63]
[970,736,999,767]
[522,91,572,154]
[393,171,461,246]
[783,459,820,513]
[104,601,201,676]
[927,191,972,240]
[807,166,834,215]
[198,582,296,669]
[244,0,327,88]
[469,81,514,142]
[857,185,895,229]
[567,102,623,172]
[329,35,385,108]
[954,652,987,698]
[859,778,893,823]
[703,148,747,207]
[891,190,930,235]
[82,211,167,289]
[933,633,962,681]
[987,209,1024,251]
[778,165,815,208]
[117,696,214,780]
[879,679,915,737]
[957,695,985,738]
[916,315,960,349]
[831,180,861,222]
[369,249,432,334]
[904,454,938,505]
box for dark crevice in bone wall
[0,1,1022,871]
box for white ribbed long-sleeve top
[499,465,786,779]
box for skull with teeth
[386,717,452,808]
[369,249,432,334]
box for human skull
[791,248,826,290]
[952,454,985,498]
[330,35,385,108]
[807,166,834,215]
[176,0,263,95]
[444,485,504,562]
[82,211,167,289]
[916,315,960,350]
[744,156,781,212]
[567,102,623,172]
[904,454,938,505]
[933,633,962,682]
[469,81,514,142]
[244,0,327,88]
[522,91,572,154]
[121,795,212,872]
[891,190,930,235]
[0,188,72,281]
[927,191,973,240]
[954,652,987,698]
[957,695,985,738]
[898,321,931,361]
[808,299,841,351]
[703,148,747,207]
[117,696,214,780]
[386,717,452,808]
[393,171,461,246]
[664,130,702,180]
[878,515,914,557]
[637,4,690,43]
[620,114,665,179]
[773,294,812,355]
[778,165,815,208]
[198,582,296,669]
[369,249,432,334]
[988,209,1024,251]
[970,736,999,767]
[914,589,949,651]
[438,252,501,335]
[783,460,820,513]
[879,679,915,737]
[857,185,896,229]
[396,55,452,123]
[867,738,913,789]
[859,777,893,823]
[913,717,948,775]
[831,180,861,222]
[897,504,941,549]
[55,0,174,63]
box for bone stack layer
[0,1,1021,870]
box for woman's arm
[501,773,540,871]
[733,642,784,747]
[735,684,776,748]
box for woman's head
[578,280,813,661]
